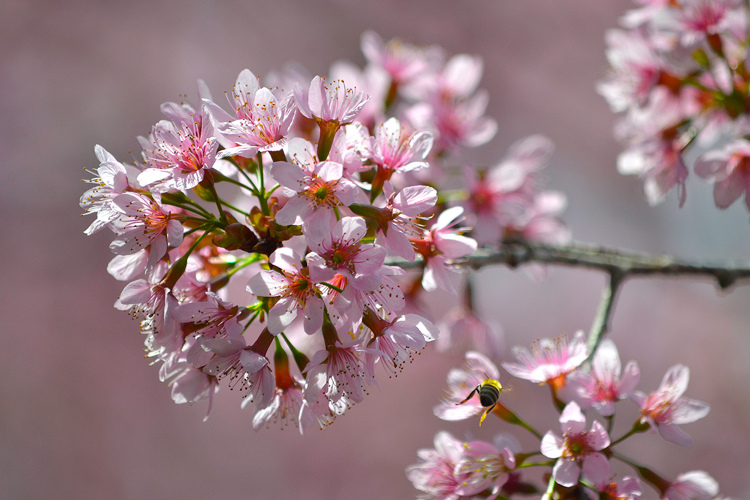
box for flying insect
[457,379,505,426]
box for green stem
[542,474,556,500]
[612,452,670,495]
[227,254,265,276]
[183,223,215,237]
[609,420,649,447]
[257,153,266,192]
[281,332,310,372]
[586,270,624,361]
[220,200,250,217]
[161,192,213,217]
[212,196,227,225]
[219,175,257,192]
[514,451,542,465]
[491,403,544,440]
[515,460,555,469]
[162,228,213,288]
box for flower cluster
[80,32,570,431]
[600,0,750,209]
[410,334,717,499]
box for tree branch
[387,239,750,290]
[387,239,750,358]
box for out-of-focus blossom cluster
[80,32,570,431]
[600,0,750,209]
[410,334,718,499]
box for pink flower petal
[271,161,306,190]
[582,452,610,485]
[670,398,710,424]
[552,459,581,487]
[302,297,325,334]
[560,401,587,435]
[661,364,690,398]
[588,420,611,450]
[658,422,692,447]
[541,431,564,459]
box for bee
[457,379,505,426]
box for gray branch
[387,239,750,289]
[386,239,750,357]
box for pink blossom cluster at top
[79,32,571,431]
[410,334,716,500]
[600,0,750,209]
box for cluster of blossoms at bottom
[408,333,720,500]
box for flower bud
[212,223,259,252]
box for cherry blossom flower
[597,28,664,113]
[328,60,389,129]
[463,135,555,246]
[508,190,571,246]
[246,248,327,335]
[116,271,183,356]
[675,0,738,45]
[106,251,148,282]
[137,104,219,192]
[631,364,710,447]
[694,139,750,210]
[252,344,305,430]
[415,206,478,295]
[305,216,386,287]
[454,439,515,500]
[364,117,433,198]
[239,350,276,410]
[618,133,689,207]
[502,331,588,391]
[663,471,720,500]
[614,86,697,207]
[592,476,643,500]
[434,54,485,101]
[541,401,611,487]
[567,338,640,416]
[370,183,438,261]
[304,340,373,408]
[406,431,468,500]
[109,193,184,269]
[80,145,136,235]
[434,351,500,421]
[203,69,296,159]
[254,382,304,430]
[183,312,244,370]
[271,159,362,241]
[167,360,219,422]
[323,265,406,333]
[295,76,370,125]
[369,117,433,171]
[408,90,497,153]
[298,372,341,435]
[360,30,442,86]
[172,291,240,339]
[362,310,438,376]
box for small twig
[586,270,624,361]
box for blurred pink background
[2,0,749,498]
